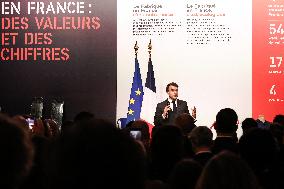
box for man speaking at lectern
[154,82,196,127]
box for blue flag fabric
[145,58,156,92]
[126,58,144,124]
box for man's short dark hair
[215,108,238,134]
[74,111,94,123]
[241,118,257,133]
[166,82,179,92]
[273,114,284,126]
[175,113,196,135]
[189,126,213,148]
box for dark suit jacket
[212,136,239,155]
[154,99,189,127]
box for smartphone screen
[26,118,34,129]
[130,130,141,140]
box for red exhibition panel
[253,0,284,121]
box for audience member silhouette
[73,111,95,123]
[272,114,284,170]
[212,108,239,154]
[4,107,284,189]
[20,135,50,189]
[189,126,213,167]
[269,123,283,147]
[124,120,150,152]
[169,159,202,189]
[0,114,34,189]
[48,118,146,189]
[175,113,196,136]
[239,128,282,189]
[12,115,30,132]
[256,115,270,129]
[174,113,196,157]
[272,114,284,126]
[195,151,261,189]
[149,125,185,183]
[241,118,258,134]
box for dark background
[0,0,117,122]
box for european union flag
[126,57,144,124]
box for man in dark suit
[154,82,196,127]
[212,108,239,154]
[189,126,213,167]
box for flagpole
[148,39,152,59]
[134,41,139,58]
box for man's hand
[191,106,196,119]
[162,105,171,118]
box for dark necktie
[172,100,177,113]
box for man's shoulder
[177,99,187,104]
[157,100,167,106]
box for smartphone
[26,118,34,129]
[130,130,142,140]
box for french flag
[140,54,156,133]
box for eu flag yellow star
[128,109,134,115]
[135,88,141,95]
[129,98,135,104]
